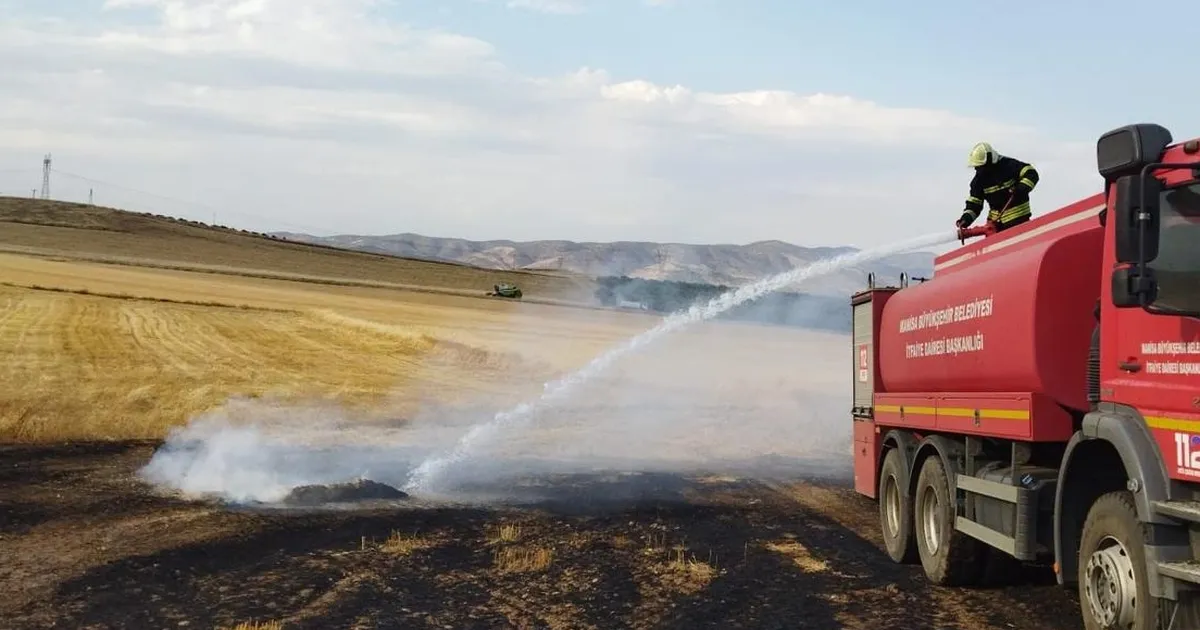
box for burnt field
[1,441,1084,630]
[0,212,1086,629]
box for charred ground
[1,442,1084,630]
[0,202,1084,629]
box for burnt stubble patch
[0,442,1082,630]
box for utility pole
[40,154,51,200]
[88,189,93,205]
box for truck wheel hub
[884,477,900,536]
[1084,536,1137,627]
[920,485,941,554]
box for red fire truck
[850,122,1200,630]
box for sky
[1,0,1198,249]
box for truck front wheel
[879,448,917,564]
[1078,490,1157,630]
[913,455,984,586]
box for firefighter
[957,142,1040,234]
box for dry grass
[665,547,719,581]
[0,251,655,362]
[488,521,552,573]
[638,531,720,594]
[0,280,284,312]
[224,621,283,630]
[0,278,567,442]
[488,523,522,544]
[378,530,438,556]
[0,285,424,440]
[610,534,635,549]
[0,246,662,442]
[493,545,554,573]
[765,539,829,573]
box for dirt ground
[0,441,1085,630]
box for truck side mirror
[1096,123,1173,180]
[1111,266,1157,307]
[1112,173,1162,264]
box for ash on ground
[281,479,409,506]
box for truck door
[1110,181,1200,481]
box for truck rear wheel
[1078,490,1158,630]
[879,448,917,564]
[913,455,984,586]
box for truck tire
[879,448,917,564]
[913,455,984,586]
[1077,490,1162,630]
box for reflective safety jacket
[959,156,1040,229]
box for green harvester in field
[489,282,523,299]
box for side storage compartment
[850,279,898,418]
[850,278,899,499]
[854,417,878,497]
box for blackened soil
[0,442,1085,629]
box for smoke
[404,231,955,493]
[138,230,958,507]
[137,399,415,504]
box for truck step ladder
[1153,501,1200,524]
[1158,562,1200,586]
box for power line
[50,168,343,235]
[52,168,210,209]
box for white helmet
[967,142,1001,167]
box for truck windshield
[1149,182,1200,316]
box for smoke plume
[138,232,956,506]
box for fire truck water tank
[876,228,1104,412]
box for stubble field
[0,200,1084,629]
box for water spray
[403,230,958,494]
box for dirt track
[0,442,1086,630]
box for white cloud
[497,0,669,13]
[0,1,1102,249]
[504,0,587,14]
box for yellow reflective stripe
[1145,415,1200,432]
[939,407,1030,420]
[966,196,983,204]
[874,405,1029,420]
[1019,165,1035,177]
[875,404,935,415]
[874,410,1199,430]
[1001,202,1031,223]
[983,179,1016,194]
[1020,178,1036,189]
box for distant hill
[272,232,936,297]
